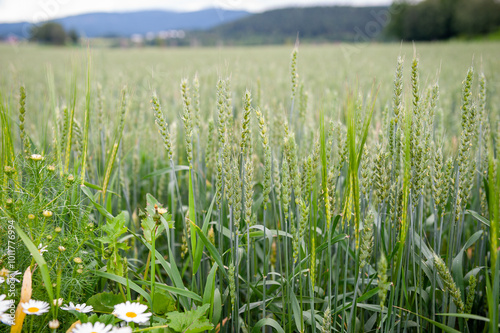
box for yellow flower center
[75,308,80,311]
[126,311,137,318]
[28,307,39,313]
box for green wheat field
[0,41,499,332]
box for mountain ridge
[0,9,250,38]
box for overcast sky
[0,0,392,23]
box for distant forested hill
[204,6,390,45]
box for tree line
[387,0,500,41]
[30,22,79,45]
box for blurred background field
[1,41,499,154]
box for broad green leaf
[152,292,176,315]
[86,292,125,313]
[165,303,213,333]
[140,213,166,243]
[99,211,129,246]
[147,318,170,333]
[86,313,116,325]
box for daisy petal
[113,301,152,324]
[21,299,50,315]
[71,322,114,333]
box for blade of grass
[191,221,229,280]
[189,168,197,263]
[193,191,216,275]
[135,280,202,302]
[394,306,462,333]
[81,185,114,221]
[14,224,54,303]
[94,271,152,307]
[64,69,77,173]
[251,318,285,333]
[80,51,91,184]
[143,165,190,179]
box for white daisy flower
[0,277,4,285]
[7,270,21,284]
[61,302,93,313]
[8,270,20,278]
[113,301,152,324]
[71,322,114,333]
[6,277,21,284]
[31,244,48,256]
[0,294,12,313]
[111,327,132,333]
[0,313,14,326]
[21,299,50,315]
